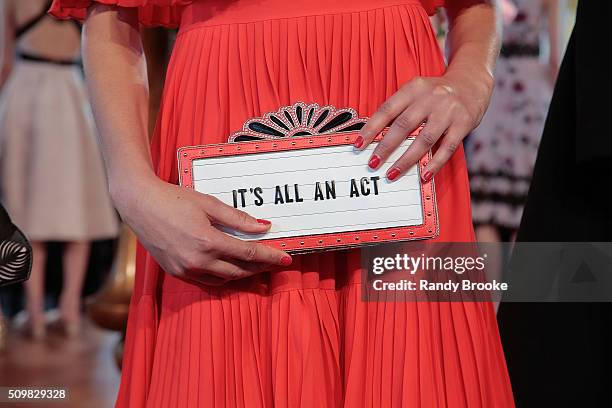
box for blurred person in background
[0,0,118,339]
[465,0,560,243]
[498,1,612,406]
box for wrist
[442,65,494,122]
[443,65,494,97]
[109,169,160,218]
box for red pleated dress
[51,1,514,406]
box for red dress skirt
[52,1,514,406]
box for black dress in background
[497,2,612,407]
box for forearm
[82,5,154,206]
[1,0,15,88]
[79,5,289,280]
[444,1,501,116]
[546,0,560,75]
[0,37,13,88]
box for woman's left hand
[354,70,493,182]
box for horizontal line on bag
[233,217,423,236]
[261,203,422,219]
[195,163,417,181]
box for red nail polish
[368,155,381,169]
[422,171,433,182]
[353,136,364,148]
[387,168,401,181]
[257,219,271,225]
[280,256,293,266]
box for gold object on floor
[0,315,8,351]
[86,224,136,368]
[87,225,136,332]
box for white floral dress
[465,0,553,230]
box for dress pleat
[52,1,514,406]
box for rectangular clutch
[178,130,438,253]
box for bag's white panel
[192,140,424,240]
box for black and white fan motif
[0,239,30,286]
[0,205,32,287]
[228,102,368,142]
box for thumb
[203,195,272,234]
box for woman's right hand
[82,5,291,285]
[113,175,292,285]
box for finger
[384,119,447,182]
[204,195,272,233]
[208,229,292,266]
[356,80,422,149]
[368,106,428,170]
[421,122,471,181]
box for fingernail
[280,256,293,266]
[368,154,381,169]
[387,167,401,181]
[257,219,271,225]
[422,171,433,182]
[353,136,364,149]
